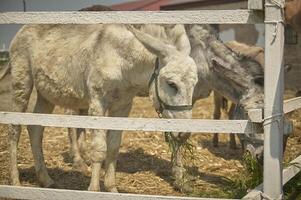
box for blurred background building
[0,0,128,51]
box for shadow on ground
[198,138,243,161]
[54,147,235,192]
[119,148,235,188]
[19,166,91,190]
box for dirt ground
[0,62,300,199]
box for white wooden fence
[0,0,301,199]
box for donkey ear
[126,25,177,58]
[211,57,249,87]
[211,57,232,72]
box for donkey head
[211,55,264,110]
[211,55,266,163]
[186,24,265,111]
[127,25,198,120]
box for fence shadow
[19,147,237,192]
[117,148,235,189]
[19,166,91,190]
[198,138,243,161]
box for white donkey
[67,24,270,192]
[8,24,198,192]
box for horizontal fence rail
[283,155,301,184]
[248,97,301,122]
[282,96,301,114]
[248,0,264,10]
[0,112,261,134]
[0,10,264,24]
[0,185,237,200]
[0,112,294,135]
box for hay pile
[0,68,300,198]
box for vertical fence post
[264,0,285,199]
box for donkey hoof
[88,185,100,192]
[41,179,56,188]
[11,179,21,186]
[46,182,58,189]
[73,161,90,174]
[174,180,193,193]
[106,186,119,193]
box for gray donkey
[212,41,265,149]
[186,24,266,160]
[8,23,198,192]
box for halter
[149,58,193,117]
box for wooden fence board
[0,112,261,134]
[248,97,301,122]
[248,0,264,10]
[0,10,263,24]
[0,185,237,200]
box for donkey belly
[32,65,89,110]
[27,25,96,109]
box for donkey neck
[198,34,250,104]
[211,72,244,104]
[127,55,158,97]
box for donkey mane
[204,25,264,81]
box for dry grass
[0,71,300,198]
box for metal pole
[263,0,285,199]
[23,0,26,12]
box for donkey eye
[167,81,178,92]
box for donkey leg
[213,92,222,147]
[228,103,237,149]
[88,97,107,192]
[88,131,106,192]
[77,127,91,166]
[9,124,22,186]
[77,128,87,153]
[212,134,219,147]
[229,134,237,149]
[68,127,89,173]
[66,109,89,173]
[66,109,78,157]
[104,101,133,193]
[171,133,192,193]
[9,58,33,186]
[77,109,89,154]
[27,93,55,187]
[103,132,121,193]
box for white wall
[189,1,265,47]
[219,24,265,47]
